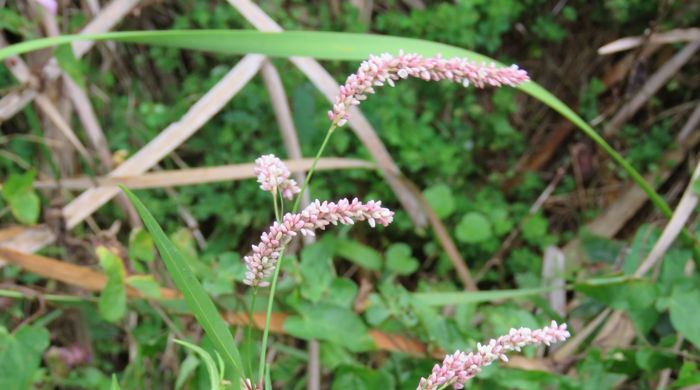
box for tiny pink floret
[243,198,394,287]
[254,154,301,200]
[417,321,570,390]
[329,51,530,127]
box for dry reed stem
[32,158,374,190]
[0,55,265,257]
[604,42,700,137]
[598,28,700,55]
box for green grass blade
[414,287,554,306]
[120,186,244,381]
[174,339,222,390]
[0,30,672,218]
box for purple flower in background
[34,0,58,14]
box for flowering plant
[237,52,568,389]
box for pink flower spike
[243,198,394,287]
[34,0,57,14]
[254,154,301,200]
[417,321,570,390]
[329,52,529,127]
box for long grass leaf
[0,30,672,218]
[120,186,244,381]
[414,287,553,306]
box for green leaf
[55,44,85,88]
[1,171,40,225]
[174,339,222,390]
[175,355,199,390]
[126,275,162,299]
[456,212,492,243]
[97,246,127,322]
[331,365,394,390]
[128,227,155,263]
[333,239,382,271]
[576,278,658,333]
[414,286,552,306]
[0,325,50,390]
[119,186,243,381]
[674,362,700,388]
[521,214,548,245]
[300,242,334,302]
[284,303,375,352]
[110,374,122,390]
[0,30,672,219]
[326,278,358,309]
[422,184,455,218]
[385,243,419,275]
[693,178,700,195]
[669,284,700,349]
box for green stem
[246,289,257,379]
[257,243,286,383]
[257,124,337,385]
[292,125,336,212]
[272,189,281,222]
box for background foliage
[1,0,700,389]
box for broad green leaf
[120,186,244,381]
[414,286,552,306]
[456,212,492,243]
[580,230,625,264]
[576,278,658,334]
[326,278,358,309]
[319,342,355,371]
[674,362,700,388]
[126,275,162,299]
[422,184,455,218]
[385,242,419,275]
[669,284,700,349]
[0,30,671,218]
[97,246,127,322]
[110,374,122,390]
[521,214,548,245]
[333,239,382,270]
[0,325,50,390]
[331,365,394,390]
[284,303,375,352]
[300,241,334,302]
[1,171,40,225]
[128,227,155,263]
[55,44,85,88]
[174,339,222,390]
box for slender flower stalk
[244,198,394,287]
[417,321,570,390]
[328,51,529,126]
[253,51,529,387]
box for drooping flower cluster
[244,198,394,287]
[254,154,301,200]
[329,51,530,126]
[417,321,570,390]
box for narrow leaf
[120,186,244,381]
